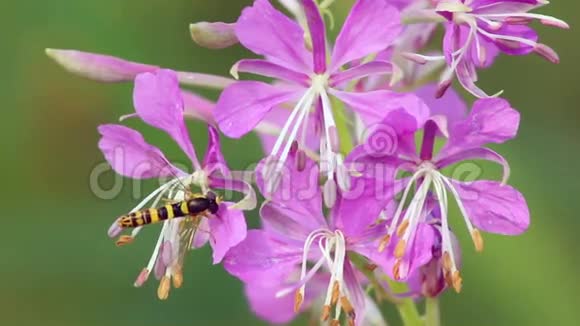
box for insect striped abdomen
[117,197,213,228]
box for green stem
[330,96,354,155]
[389,280,423,326]
[425,297,440,326]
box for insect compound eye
[205,191,217,201]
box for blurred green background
[1,0,578,325]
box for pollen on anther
[172,270,184,288]
[394,240,407,259]
[393,260,402,280]
[321,305,331,321]
[442,251,452,272]
[331,281,340,305]
[115,235,134,247]
[340,296,354,315]
[471,229,484,252]
[452,271,463,293]
[157,276,171,300]
[396,220,409,237]
[294,290,304,313]
[378,234,390,253]
[330,320,340,326]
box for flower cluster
[48,0,565,325]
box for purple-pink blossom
[101,69,254,298]
[351,92,529,290]
[214,0,426,206]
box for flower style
[405,0,568,98]
[215,0,417,205]
[102,69,254,299]
[224,148,393,325]
[351,93,530,291]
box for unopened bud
[534,43,560,64]
[189,22,238,49]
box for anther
[321,305,331,321]
[442,251,452,272]
[157,276,171,300]
[330,320,340,326]
[133,268,150,287]
[331,281,340,305]
[452,271,463,293]
[294,290,304,313]
[378,234,390,253]
[396,220,409,237]
[172,269,184,288]
[471,229,484,253]
[341,296,354,315]
[365,264,378,272]
[115,235,134,247]
[394,240,407,259]
[393,259,402,280]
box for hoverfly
[117,191,220,228]
[112,158,224,300]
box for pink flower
[224,148,393,325]
[214,0,427,206]
[407,0,568,98]
[351,92,529,290]
[101,69,254,298]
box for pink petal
[235,0,311,73]
[452,180,530,235]
[441,97,520,156]
[243,274,327,324]
[181,90,216,125]
[332,177,396,238]
[208,203,247,264]
[133,69,200,167]
[256,106,319,154]
[330,0,402,71]
[215,81,301,138]
[256,149,325,228]
[260,202,323,243]
[343,261,366,326]
[415,83,467,126]
[329,61,395,87]
[191,217,211,248]
[97,124,184,179]
[472,0,544,15]
[302,0,327,73]
[203,126,230,178]
[46,49,157,82]
[223,230,303,284]
[232,59,309,85]
[383,222,436,281]
[330,89,429,126]
[436,147,510,185]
